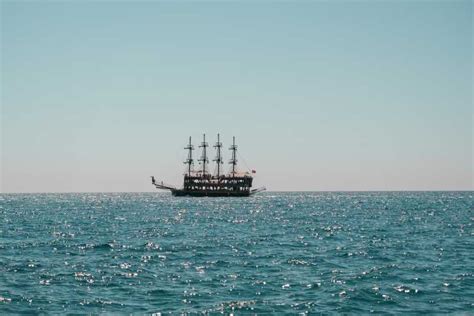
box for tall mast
[229,136,237,177]
[184,136,194,177]
[199,133,208,176]
[213,133,223,178]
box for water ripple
[0,192,472,313]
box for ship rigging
[151,134,265,197]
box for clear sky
[1,1,472,193]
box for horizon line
[1,190,472,194]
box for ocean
[0,192,472,314]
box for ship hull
[171,189,251,197]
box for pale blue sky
[1,1,472,192]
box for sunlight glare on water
[0,192,473,313]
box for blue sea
[0,192,472,314]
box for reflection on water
[0,192,472,313]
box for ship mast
[199,133,209,176]
[213,133,223,178]
[184,136,194,177]
[229,136,237,177]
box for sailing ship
[151,134,265,197]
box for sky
[1,0,472,193]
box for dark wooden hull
[171,189,251,197]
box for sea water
[0,192,472,313]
